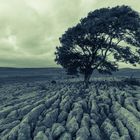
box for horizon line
[0,67,139,70]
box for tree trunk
[84,74,91,88]
[84,68,93,88]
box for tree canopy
[55,5,140,86]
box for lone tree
[55,6,140,87]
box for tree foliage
[55,5,140,86]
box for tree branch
[92,37,113,70]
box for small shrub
[51,80,56,84]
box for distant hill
[92,68,140,78]
[0,67,66,84]
[112,68,140,78]
[0,67,139,83]
[0,67,65,78]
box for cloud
[0,0,139,68]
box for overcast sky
[0,0,139,68]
